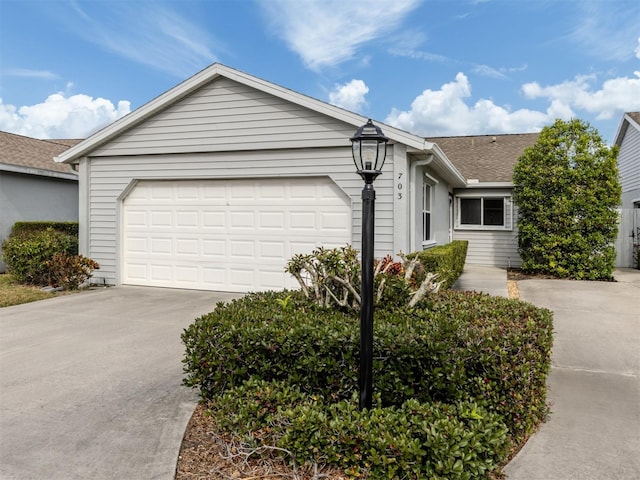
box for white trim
[464,182,514,188]
[455,194,513,231]
[78,157,90,257]
[424,172,440,184]
[409,156,433,251]
[422,182,433,243]
[0,162,78,181]
[614,112,640,147]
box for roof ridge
[427,132,540,140]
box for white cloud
[0,93,131,139]
[385,72,563,136]
[329,79,369,112]
[385,70,640,137]
[472,63,528,79]
[565,1,640,61]
[5,68,60,80]
[62,2,217,77]
[259,0,421,70]
[523,72,640,120]
[471,64,507,80]
[635,37,640,59]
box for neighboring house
[55,63,533,292]
[0,131,81,272]
[614,112,640,268]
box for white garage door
[122,177,351,292]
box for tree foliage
[513,118,621,279]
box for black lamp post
[350,119,388,411]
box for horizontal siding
[618,123,640,197]
[87,146,395,284]
[451,188,520,267]
[92,77,357,157]
[453,229,521,268]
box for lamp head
[350,119,389,183]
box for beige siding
[92,78,357,157]
[87,147,395,284]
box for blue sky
[1,0,639,143]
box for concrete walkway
[0,286,241,480]
[455,266,640,479]
[453,264,509,298]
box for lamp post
[350,119,388,411]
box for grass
[0,274,56,307]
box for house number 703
[397,172,403,199]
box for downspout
[409,155,433,252]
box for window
[423,183,432,242]
[458,196,509,228]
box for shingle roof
[626,112,640,125]
[427,133,540,183]
[0,131,81,176]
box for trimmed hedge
[182,288,552,443]
[10,221,79,237]
[208,378,511,479]
[407,240,468,289]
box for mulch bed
[175,403,348,480]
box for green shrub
[46,253,99,290]
[207,378,511,479]
[513,119,620,280]
[11,221,79,237]
[407,240,468,289]
[2,228,78,284]
[182,289,552,443]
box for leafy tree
[513,118,621,280]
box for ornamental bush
[513,119,621,280]
[182,289,553,444]
[284,243,467,311]
[2,228,78,284]
[46,253,99,290]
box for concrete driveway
[504,269,640,479]
[0,286,241,480]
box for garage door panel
[259,241,285,259]
[176,210,198,227]
[322,211,350,230]
[230,240,255,258]
[122,178,351,292]
[203,239,226,257]
[230,211,254,228]
[290,212,316,229]
[203,211,226,229]
[176,238,199,255]
[259,212,285,229]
